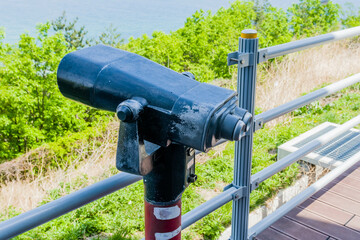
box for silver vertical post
[231,29,258,240]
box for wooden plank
[256,227,295,240]
[311,189,360,215]
[347,169,360,181]
[299,198,353,225]
[323,181,360,203]
[346,216,360,233]
[334,174,360,189]
[324,175,360,191]
[271,216,328,240]
[286,207,360,240]
[327,163,360,185]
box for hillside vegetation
[1,0,357,161]
[0,0,360,239]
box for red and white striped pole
[145,200,182,240]
[143,144,196,240]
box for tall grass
[256,40,360,113]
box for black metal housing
[57,45,253,176]
[58,45,250,152]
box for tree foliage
[97,24,124,48]
[124,0,350,82]
[52,12,90,49]
[341,4,360,28]
[288,0,340,37]
[0,24,108,161]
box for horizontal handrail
[250,115,360,190]
[182,186,243,229]
[259,26,360,62]
[0,172,142,240]
[248,150,360,239]
[255,73,360,127]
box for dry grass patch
[256,40,360,112]
[0,121,119,214]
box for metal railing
[1,26,360,240]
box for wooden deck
[256,161,360,240]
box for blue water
[0,0,359,43]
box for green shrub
[0,24,110,161]
[288,0,340,37]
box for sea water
[0,0,359,43]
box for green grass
[2,85,359,239]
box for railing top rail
[255,73,360,127]
[259,26,360,62]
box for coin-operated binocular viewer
[57,45,252,239]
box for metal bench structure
[1,26,360,240]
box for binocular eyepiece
[57,45,252,175]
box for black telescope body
[57,45,251,175]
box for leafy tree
[97,24,124,48]
[288,0,340,37]
[257,6,292,47]
[341,3,360,28]
[252,0,271,27]
[52,13,125,49]
[0,24,107,161]
[126,1,256,82]
[51,12,90,49]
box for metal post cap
[241,29,257,39]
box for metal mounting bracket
[257,49,268,63]
[254,117,264,131]
[228,49,268,66]
[223,183,247,201]
[227,52,252,67]
[250,177,260,192]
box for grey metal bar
[181,186,239,230]
[255,73,360,126]
[231,29,259,240]
[251,115,360,190]
[0,172,142,239]
[248,150,360,239]
[259,26,360,62]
